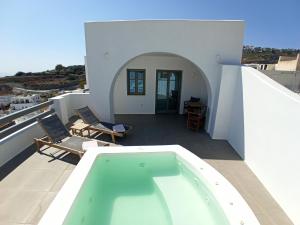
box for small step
[153,174,226,225]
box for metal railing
[0,100,54,140]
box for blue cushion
[190,96,200,102]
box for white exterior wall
[84,20,244,135]
[212,65,244,157]
[113,55,208,114]
[242,67,300,224]
[0,95,12,106]
[214,66,300,224]
[84,56,89,89]
[275,54,300,71]
[0,122,45,167]
[0,93,90,167]
[11,103,35,111]
[52,93,90,124]
[10,94,41,111]
[262,70,300,92]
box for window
[127,69,145,95]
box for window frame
[127,69,146,96]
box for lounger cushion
[94,122,130,133]
[38,114,70,143]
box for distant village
[243,47,300,93]
[0,64,86,120]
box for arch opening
[110,52,212,131]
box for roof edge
[84,19,244,24]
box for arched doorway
[110,52,212,130]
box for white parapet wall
[0,93,90,168]
[214,65,300,224]
[261,70,300,92]
[52,92,91,124]
[0,122,45,167]
[241,67,300,224]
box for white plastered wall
[0,123,45,167]
[84,20,244,135]
[213,65,300,224]
[113,54,208,114]
[52,93,91,124]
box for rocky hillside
[242,46,300,64]
[0,65,86,90]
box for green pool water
[63,152,230,225]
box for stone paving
[0,114,293,225]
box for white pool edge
[38,145,260,225]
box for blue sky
[0,0,299,75]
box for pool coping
[38,145,260,225]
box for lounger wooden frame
[35,114,113,158]
[77,107,132,143]
[84,126,121,143]
[34,136,85,158]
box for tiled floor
[115,114,293,225]
[0,147,79,225]
[0,114,293,225]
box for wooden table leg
[111,134,116,143]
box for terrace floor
[0,114,293,225]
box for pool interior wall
[63,152,230,225]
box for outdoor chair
[77,106,132,143]
[34,114,115,158]
[187,106,207,131]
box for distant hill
[0,72,12,77]
[1,46,300,90]
[13,64,85,77]
[0,64,86,90]
[242,46,300,64]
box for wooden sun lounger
[77,106,133,143]
[34,114,115,158]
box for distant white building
[10,94,41,111]
[247,53,300,72]
[275,53,300,71]
[245,63,275,71]
[0,95,13,108]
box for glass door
[156,70,182,114]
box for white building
[247,54,300,72]
[81,20,300,224]
[84,20,244,134]
[275,53,300,71]
[0,95,13,108]
[1,20,300,225]
[10,94,41,111]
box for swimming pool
[38,145,260,225]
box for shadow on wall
[213,65,246,159]
[228,66,246,159]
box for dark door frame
[155,69,182,114]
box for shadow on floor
[0,145,36,181]
[1,114,240,181]
[114,114,242,161]
[0,144,79,181]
